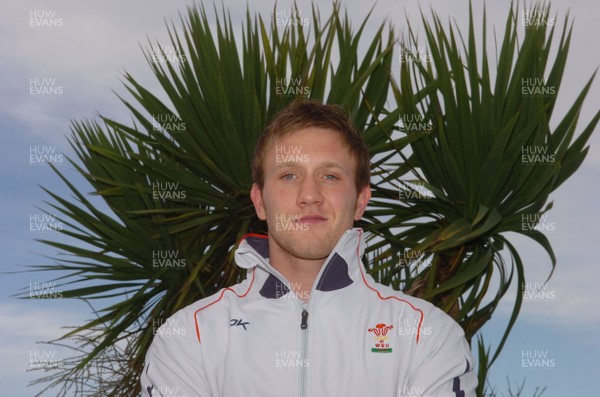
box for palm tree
[368,3,598,394]
[22,2,597,396]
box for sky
[1,0,599,396]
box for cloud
[0,0,195,145]
[2,0,598,152]
[494,232,600,329]
[0,301,90,395]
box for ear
[250,183,267,220]
[353,185,371,221]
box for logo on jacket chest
[368,323,394,353]
[230,318,250,330]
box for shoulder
[359,274,435,317]
[153,274,254,347]
[359,277,465,339]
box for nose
[297,176,324,207]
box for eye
[281,173,297,180]
[323,174,339,181]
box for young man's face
[251,127,371,262]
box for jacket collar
[235,229,365,299]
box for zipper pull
[300,309,309,330]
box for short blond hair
[251,101,370,191]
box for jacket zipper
[300,308,309,397]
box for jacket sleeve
[140,313,212,397]
[408,309,478,397]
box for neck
[269,250,326,302]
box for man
[141,101,477,396]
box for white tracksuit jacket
[141,229,477,397]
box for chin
[301,237,339,258]
[275,235,335,260]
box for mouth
[298,214,327,223]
